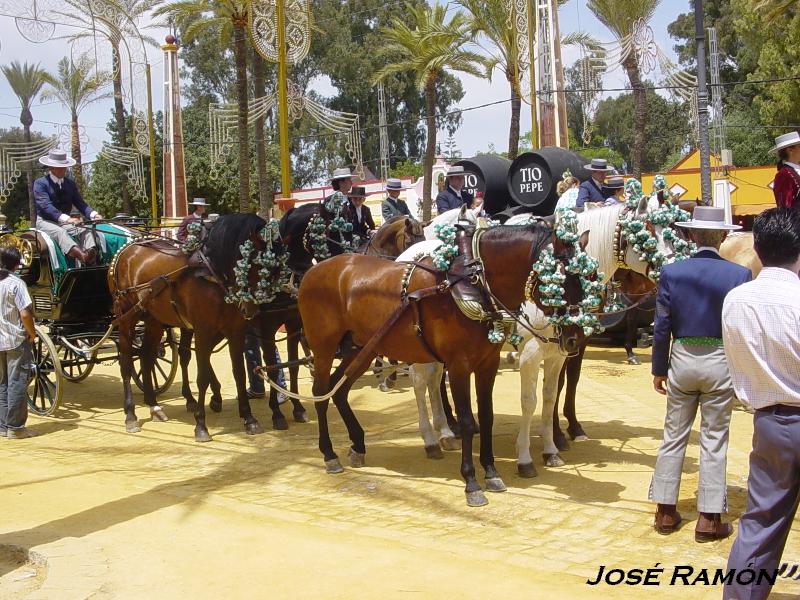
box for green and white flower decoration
[308,191,360,261]
[619,177,696,281]
[181,221,203,254]
[529,208,605,336]
[226,219,291,305]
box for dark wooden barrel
[506,147,591,215]
[454,155,513,215]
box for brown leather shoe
[695,512,733,543]
[654,504,682,534]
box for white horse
[402,201,680,471]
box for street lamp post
[695,0,712,205]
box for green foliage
[86,110,164,219]
[0,128,47,228]
[586,0,660,39]
[1,61,47,128]
[41,56,111,117]
[589,89,691,172]
[388,159,423,179]
[720,106,775,167]
[668,0,800,130]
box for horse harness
[346,225,556,376]
[110,238,239,329]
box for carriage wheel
[27,326,63,416]
[132,328,179,396]
[57,337,96,382]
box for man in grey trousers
[0,246,37,439]
[649,206,751,541]
[722,208,800,600]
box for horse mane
[203,213,267,277]
[576,203,624,285]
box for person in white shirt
[722,207,800,600]
[0,247,37,439]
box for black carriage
[0,227,178,416]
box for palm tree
[458,0,521,159]
[374,3,487,220]
[62,0,160,215]
[156,0,252,212]
[1,61,48,222]
[42,56,112,192]
[586,0,660,178]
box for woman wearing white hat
[32,149,103,265]
[771,131,800,209]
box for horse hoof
[465,490,489,507]
[517,462,538,478]
[150,408,169,422]
[293,410,310,423]
[245,420,264,435]
[554,437,570,452]
[626,356,641,365]
[325,458,344,474]
[185,401,198,413]
[544,453,566,467]
[425,444,444,459]
[567,426,587,441]
[485,477,507,493]
[439,436,460,451]
[195,429,213,443]
[272,416,289,431]
[209,398,222,413]
[125,421,141,433]
[348,448,366,468]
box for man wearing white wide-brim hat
[32,149,103,265]
[435,165,473,214]
[649,206,751,542]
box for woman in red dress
[771,132,800,209]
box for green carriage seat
[29,223,132,293]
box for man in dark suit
[576,158,613,208]
[649,206,751,542]
[348,186,375,239]
[435,165,473,215]
[33,149,103,264]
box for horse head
[542,227,597,355]
[204,213,290,319]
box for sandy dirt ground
[1,342,798,599]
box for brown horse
[297,222,590,506]
[109,214,280,440]
[359,215,425,257]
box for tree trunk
[232,21,250,212]
[71,113,84,193]
[422,74,437,221]
[252,52,270,217]
[508,73,521,160]
[622,53,645,178]
[23,122,35,224]
[112,42,131,215]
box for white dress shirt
[722,267,800,409]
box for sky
[0,1,689,166]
